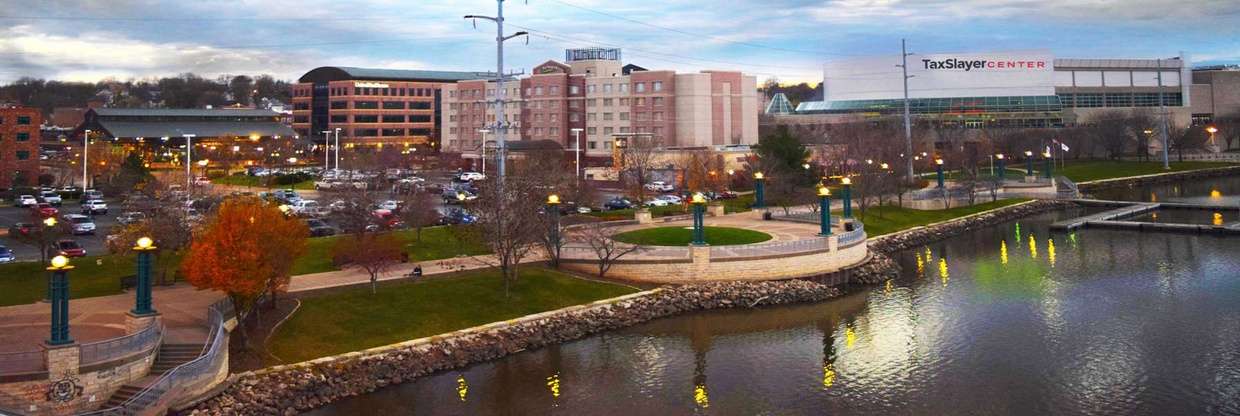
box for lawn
[0,253,182,307]
[1054,160,1235,182]
[854,198,1030,237]
[267,267,638,363]
[612,226,772,246]
[289,226,489,275]
[211,175,315,190]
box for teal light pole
[753,172,766,209]
[690,193,707,245]
[934,158,945,188]
[132,237,157,316]
[46,255,73,346]
[817,186,832,236]
[1025,150,1034,176]
[996,154,1006,181]
[841,177,853,218]
[1043,152,1053,179]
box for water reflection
[309,207,1240,416]
[1093,174,1240,206]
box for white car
[377,200,401,211]
[656,195,683,204]
[64,214,96,235]
[459,172,486,181]
[643,199,670,207]
[290,200,325,217]
[81,200,108,215]
[644,181,675,192]
[193,176,212,187]
[16,195,37,207]
[40,191,63,206]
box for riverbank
[1077,164,1240,191]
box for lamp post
[132,237,157,316]
[334,128,342,171]
[753,172,765,209]
[1043,152,1053,179]
[1024,150,1034,176]
[841,177,853,218]
[934,158,945,189]
[546,194,562,261]
[477,128,492,173]
[817,185,832,236]
[571,128,584,180]
[321,130,333,171]
[1206,125,1219,152]
[182,134,197,191]
[691,192,707,245]
[82,129,91,189]
[46,255,73,346]
[996,154,1006,182]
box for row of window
[448,81,665,99]
[1057,93,1182,108]
[0,116,32,125]
[349,128,433,137]
[296,86,435,97]
[0,133,31,141]
[331,101,433,110]
[295,115,433,124]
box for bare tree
[1085,110,1136,160]
[398,191,440,242]
[327,186,376,236]
[576,222,641,278]
[332,232,406,294]
[467,175,546,297]
[618,135,661,206]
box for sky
[0,0,1237,85]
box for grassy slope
[855,199,1029,237]
[612,226,772,246]
[267,267,637,363]
[289,226,489,276]
[1056,160,1235,182]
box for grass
[1055,160,1235,182]
[854,198,1030,237]
[0,252,183,306]
[211,175,315,190]
[612,226,772,246]
[267,267,638,363]
[289,226,489,276]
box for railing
[0,349,44,376]
[561,244,690,259]
[79,298,232,416]
[710,237,828,258]
[79,321,162,367]
[838,222,867,247]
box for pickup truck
[81,200,109,215]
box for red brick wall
[630,71,676,146]
[0,107,41,188]
[707,71,744,146]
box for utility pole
[898,39,915,182]
[466,1,528,188]
[321,130,332,171]
[82,129,91,189]
[571,127,584,181]
[478,128,491,173]
[1157,58,1170,170]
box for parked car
[81,189,103,201]
[458,172,486,181]
[7,222,35,237]
[715,190,739,199]
[193,176,212,187]
[0,245,14,263]
[656,194,683,204]
[603,197,634,210]
[39,191,63,206]
[438,209,477,225]
[57,186,79,193]
[643,199,670,207]
[369,209,406,230]
[116,211,147,225]
[49,239,86,258]
[305,218,338,237]
[290,200,326,217]
[16,194,37,208]
[442,190,477,204]
[81,200,108,215]
[64,214,96,235]
[644,181,675,192]
[377,200,401,211]
[32,203,58,217]
[271,189,302,204]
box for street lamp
[1024,150,1034,177]
[753,172,766,209]
[321,130,333,171]
[82,129,91,189]
[1043,151,1053,179]
[934,158,945,189]
[182,134,197,191]
[46,255,74,346]
[570,128,584,180]
[880,162,890,171]
[817,185,832,236]
[841,177,853,218]
[334,128,342,171]
[132,237,157,316]
[995,154,1005,182]
[477,128,492,173]
[546,194,562,261]
[691,192,707,245]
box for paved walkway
[606,211,838,243]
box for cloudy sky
[1,0,1237,85]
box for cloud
[806,0,1240,24]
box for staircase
[102,343,203,408]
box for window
[619,127,630,133]
[604,84,613,93]
[410,102,432,110]
[588,85,596,94]
[603,98,613,106]
[354,115,379,123]
[16,116,31,125]
[635,83,645,93]
[653,112,663,121]
[587,127,597,135]
[535,86,544,95]
[449,91,457,98]
[524,88,532,96]
[356,129,379,137]
[330,115,347,123]
[550,86,559,95]
[550,127,559,136]
[570,113,579,122]
[410,114,432,123]
[569,101,580,109]
[487,89,495,97]
[382,101,405,110]
[16,132,30,141]
[382,115,405,123]
[293,102,309,110]
[16,151,30,160]
[653,97,665,106]
[588,113,597,121]
[355,101,379,109]
[603,127,614,135]
[587,99,597,107]
[550,114,558,122]
[1074,93,1103,108]
[410,128,431,136]
[449,128,458,134]
[620,83,628,93]
[381,128,404,136]
[620,98,630,106]
[619,112,629,121]
[603,113,613,121]
[605,141,613,149]
[588,141,597,149]
[1104,93,1132,107]
[653,81,663,92]
[293,116,309,123]
[330,101,347,109]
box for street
[0,198,119,261]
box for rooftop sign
[824,50,1054,101]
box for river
[308,177,1240,415]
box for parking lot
[0,198,119,262]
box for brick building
[441,48,760,161]
[291,67,497,149]
[0,106,41,188]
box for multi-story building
[0,106,41,188]
[291,67,497,149]
[441,48,760,160]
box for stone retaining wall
[1077,165,1240,192]
[869,200,1073,255]
[182,280,843,416]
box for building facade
[291,67,497,149]
[0,106,41,188]
[440,48,760,159]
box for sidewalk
[286,252,545,292]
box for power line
[0,15,407,22]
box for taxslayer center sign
[823,50,1054,101]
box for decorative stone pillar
[706,203,726,217]
[689,244,711,280]
[635,209,654,224]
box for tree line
[0,73,294,115]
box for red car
[32,203,58,218]
[7,222,35,237]
[49,239,86,258]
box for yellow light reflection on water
[884,279,893,295]
[939,258,950,286]
[1014,223,1021,243]
[1000,240,1009,265]
[845,326,857,349]
[925,246,932,260]
[822,364,837,389]
[547,373,561,399]
[1214,212,1224,226]
[694,384,710,408]
[1068,233,1078,249]
[1210,189,1222,200]
[457,375,468,402]
[916,254,925,276]
[1029,235,1038,258]
[1150,192,1158,202]
[1047,239,1056,268]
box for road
[0,198,119,261]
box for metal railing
[0,349,45,376]
[79,321,162,367]
[710,237,828,258]
[79,298,232,416]
[838,222,867,247]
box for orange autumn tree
[182,196,308,338]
